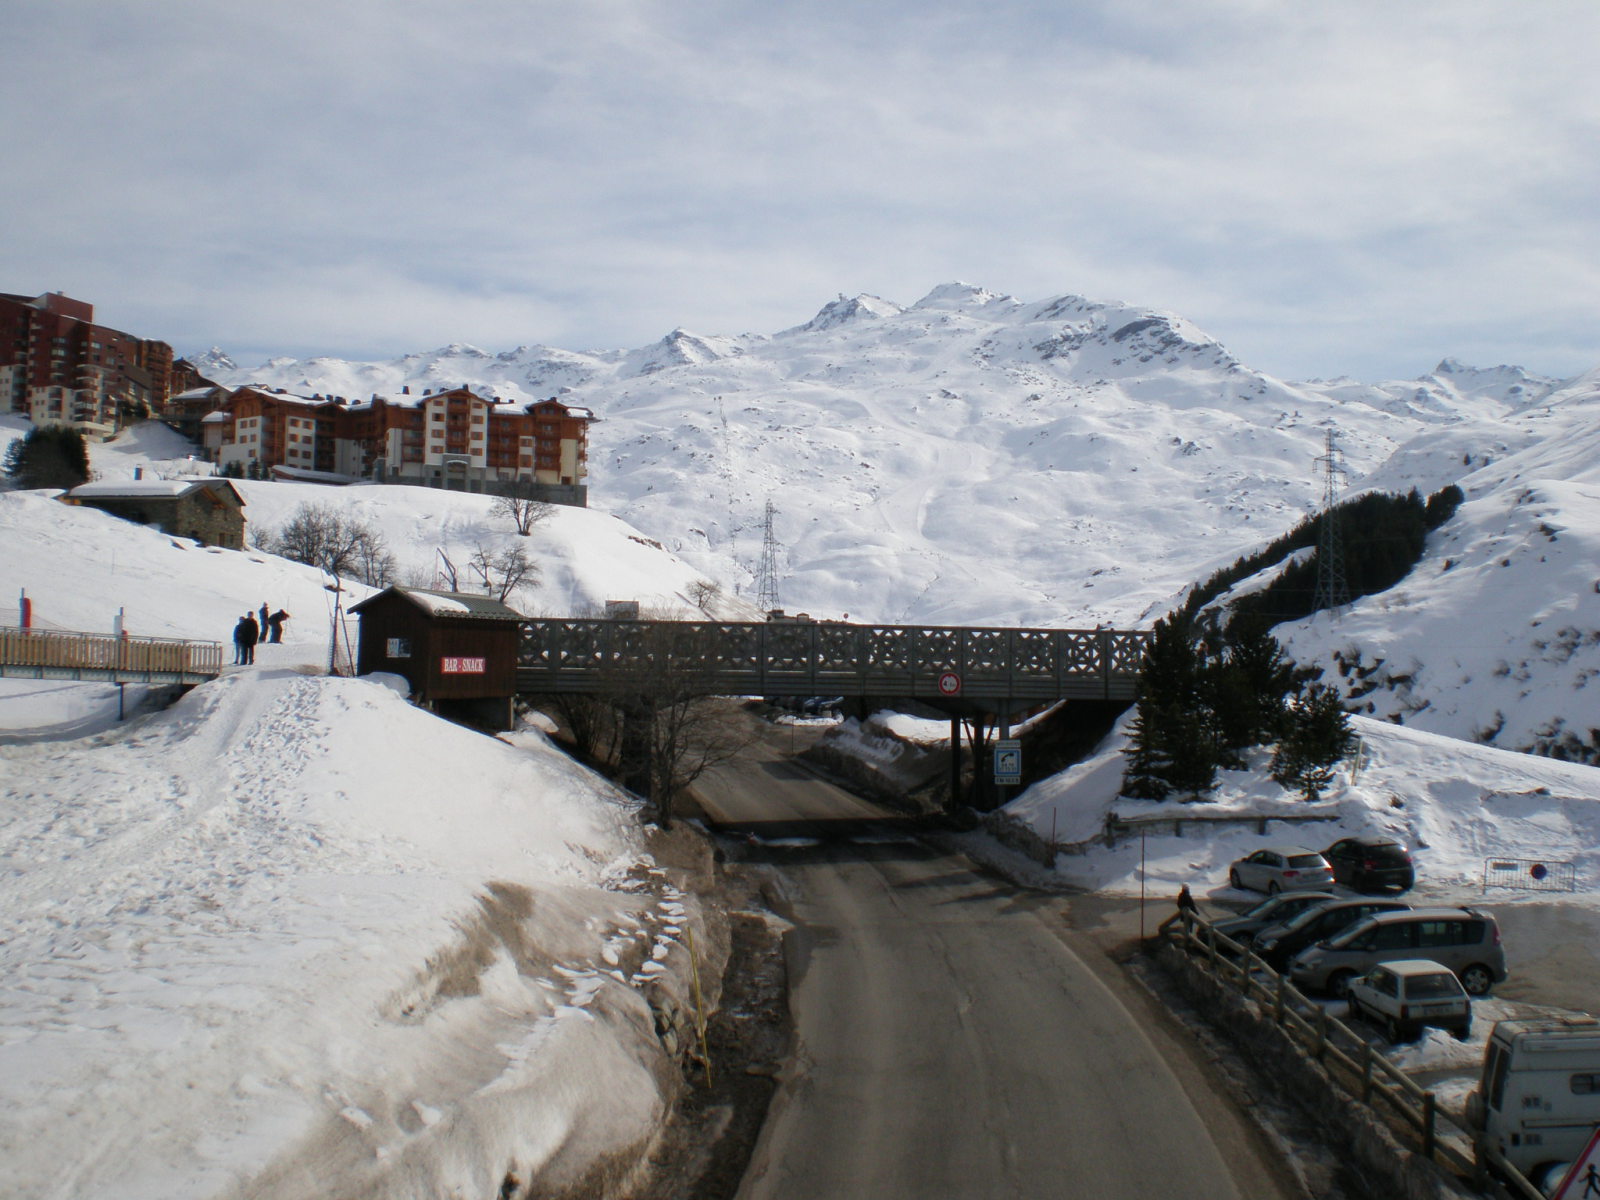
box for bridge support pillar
[620,696,655,802]
[948,716,961,811]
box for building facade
[0,292,173,439]
[204,384,592,504]
[62,478,247,548]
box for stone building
[62,478,247,548]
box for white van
[1465,1016,1600,1184]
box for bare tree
[686,579,721,614]
[468,542,538,602]
[492,494,553,537]
[265,502,394,586]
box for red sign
[938,671,961,696]
[440,656,486,674]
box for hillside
[197,283,1600,758]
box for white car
[1226,845,1336,895]
[1346,959,1472,1042]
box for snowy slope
[199,282,1598,756]
[0,448,740,1197]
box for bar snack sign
[440,656,487,674]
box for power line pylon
[756,499,781,612]
[1313,428,1352,614]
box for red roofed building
[0,291,173,439]
[204,385,592,504]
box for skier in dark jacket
[267,610,289,643]
[258,603,270,643]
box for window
[1572,1075,1600,1095]
[1372,923,1417,950]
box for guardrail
[1159,911,1545,1198]
[0,626,223,684]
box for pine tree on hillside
[1208,617,1308,763]
[3,425,91,491]
[1270,682,1355,802]
[1121,614,1218,800]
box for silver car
[1210,891,1337,947]
[1227,845,1336,895]
[1288,906,1507,997]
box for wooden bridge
[516,619,1148,705]
[0,626,224,685]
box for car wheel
[1459,964,1494,996]
[1229,869,1243,890]
[1267,880,1282,896]
[1329,970,1357,999]
[1453,1022,1473,1041]
[1384,1015,1403,1043]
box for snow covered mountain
[198,282,1599,759]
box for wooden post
[1422,1092,1436,1160]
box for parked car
[1227,845,1336,895]
[1287,906,1507,997]
[1252,897,1411,972]
[1209,890,1337,948]
[1465,1016,1600,1186]
[1322,836,1416,892]
[1347,959,1472,1042]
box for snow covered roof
[350,585,525,621]
[267,464,358,485]
[65,479,242,503]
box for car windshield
[1287,854,1326,868]
[1244,896,1282,917]
[1405,974,1463,999]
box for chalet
[349,586,525,730]
[62,478,246,548]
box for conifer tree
[1270,681,1355,802]
[2,425,91,490]
[1121,614,1217,800]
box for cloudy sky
[5,0,1597,382]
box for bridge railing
[0,626,223,682]
[516,619,1148,701]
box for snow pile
[1002,713,1600,903]
[0,672,678,1199]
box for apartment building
[204,384,592,504]
[0,292,173,438]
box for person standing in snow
[267,609,289,643]
[258,603,270,643]
[239,613,259,664]
[232,615,253,665]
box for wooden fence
[0,626,223,684]
[1162,912,1545,1200]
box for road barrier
[1159,911,1545,1199]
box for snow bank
[0,669,685,1199]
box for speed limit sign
[938,671,961,696]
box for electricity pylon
[1313,428,1352,614]
[756,499,781,612]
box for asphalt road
[692,730,1298,1200]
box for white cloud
[3,0,1597,380]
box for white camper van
[1466,1015,1600,1185]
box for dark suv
[1322,837,1415,892]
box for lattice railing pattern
[517,619,1148,701]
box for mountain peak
[786,293,904,335]
[911,282,1015,311]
